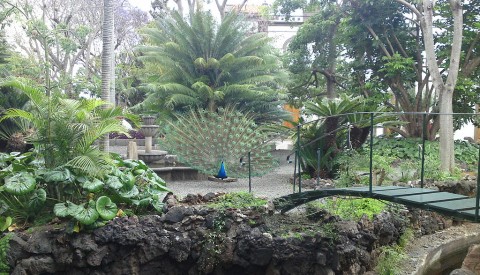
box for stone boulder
[5,200,452,275]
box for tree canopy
[137,11,289,123]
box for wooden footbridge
[274,186,480,222]
[270,112,480,222]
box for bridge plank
[341,186,407,192]
[373,187,438,197]
[396,192,466,204]
[459,209,480,218]
[427,198,478,210]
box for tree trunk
[100,0,114,152]
[174,0,184,16]
[439,88,455,171]
[419,0,462,172]
[395,0,462,172]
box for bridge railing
[283,111,480,220]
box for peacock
[160,107,278,179]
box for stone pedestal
[137,116,164,164]
[127,141,138,160]
[145,136,153,153]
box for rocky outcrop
[6,203,449,275]
[436,180,477,197]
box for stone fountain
[137,116,167,164]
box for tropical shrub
[0,80,170,230]
[160,107,278,178]
[297,95,398,178]
[454,140,479,171]
[0,80,139,177]
[0,151,169,228]
[52,156,169,228]
[359,137,475,180]
[137,11,288,123]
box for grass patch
[375,228,414,275]
[306,197,386,221]
[208,192,267,210]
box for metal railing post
[420,113,427,188]
[317,148,321,186]
[369,113,374,195]
[297,124,302,193]
[293,152,297,193]
[248,152,252,193]
[475,144,480,222]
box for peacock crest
[160,107,278,178]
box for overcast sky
[130,0,151,11]
[128,0,274,13]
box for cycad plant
[160,107,278,178]
[0,80,138,176]
[137,11,288,123]
[299,95,398,178]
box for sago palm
[137,11,288,123]
[0,80,137,176]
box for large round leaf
[120,173,135,190]
[95,196,118,220]
[28,189,47,211]
[43,169,72,183]
[133,198,152,207]
[0,216,12,231]
[149,181,170,192]
[119,186,139,198]
[0,200,9,215]
[4,172,36,195]
[73,201,99,225]
[106,176,123,189]
[82,179,104,192]
[151,199,164,213]
[54,201,81,218]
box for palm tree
[300,95,397,178]
[100,0,115,152]
[0,80,136,177]
[137,11,288,123]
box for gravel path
[166,152,296,199]
[110,146,297,199]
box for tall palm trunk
[100,0,114,152]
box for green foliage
[356,137,476,181]
[298,95,398,179]
[375,228,413,275]
[306,197,386,221]
[320,222,338,244]
[367,138,425,160]
[0,150,169,228]
[137,11,288,123]
[161,107,278,178]
[0,233,11,273]
[0,80,139,177]
[379,53,416,82]
[208,192,267,210]
[0,152,46,222]
[335,150,395,186]
[454,140,479,171]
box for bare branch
[394,0,422,18]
